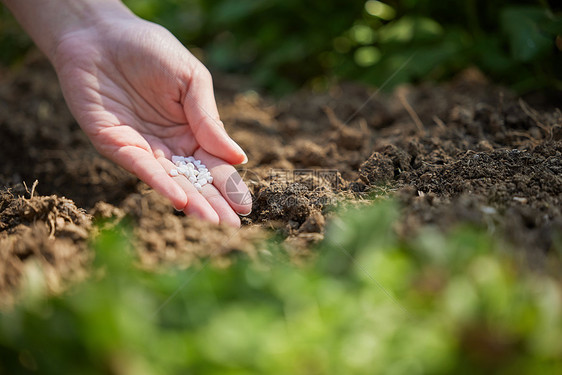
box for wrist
[52,1,137,63]
[3,0,135,62]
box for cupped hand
[52,13,251,227]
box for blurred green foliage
[0,7,32,66]
[2,0,561,93]
[2,200,562,374]
[125,0,562,93]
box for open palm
[52,17,250,227]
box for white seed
[169,155,213,192]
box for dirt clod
[359,152,395,185]
[0,187,91,305]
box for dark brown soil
[0,185,91,307]
[1,52,561,301]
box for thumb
[183,67,247,165]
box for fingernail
[230,139,248,164]
[174,201,187,211]
[172,190,188,211]
[238,209,252,217]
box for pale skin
[2,0,251,227]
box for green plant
[122,0,562,93]
[2,1,560,93]
[1,200,561,374]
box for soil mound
[1,54,561,300]
[0,185,91,305]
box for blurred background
[1,0,561,94]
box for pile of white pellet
[169,155,213,191]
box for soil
[1,52,561,302]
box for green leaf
[213,0,275,25]
[378,16,444,44]
[500,6,556,62]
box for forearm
[1,0,133,62]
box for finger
[194,149,252,216]
[157,157,220,224]
[112,146,188,210]
[199,183,241,228]
[183,66,248,165]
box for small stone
[480,206,497,215]
[170,169,179,177]
[194,182,202,190]
[198,177,208,185]
[513,197,528,204]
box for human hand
[51,12,251,227]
